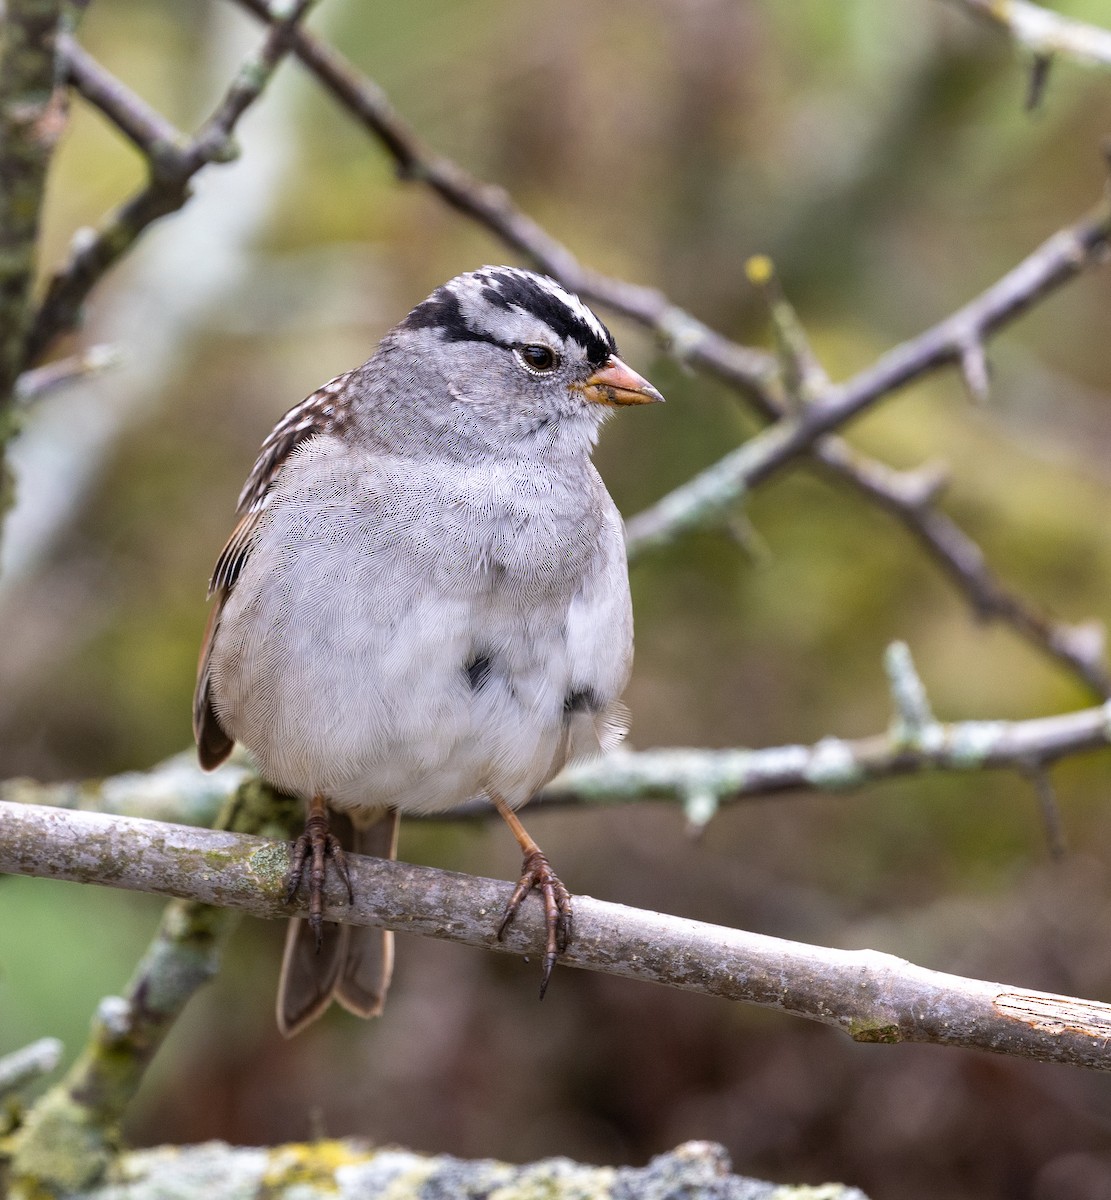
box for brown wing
[193,371,356,770]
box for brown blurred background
[4,2,1111,1197]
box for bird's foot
[497,848,572,998]
[284,797,353,951]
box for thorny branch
[5,801,1111,1075]
[624,201,1111,557]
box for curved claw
[497,848,573,998]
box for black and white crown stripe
[403,266,616,368]
[467,267,612,351]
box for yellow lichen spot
[745,254,775,287]
[262,1139,371,1192]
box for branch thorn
[884,641,937,747]
[959,337,991,403]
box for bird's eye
[516,344,560,374]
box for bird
[193,265,663,1036]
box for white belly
[206,442,632,813]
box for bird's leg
[284,793,354,950]
[493,796,572,998]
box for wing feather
[193,371,356,769]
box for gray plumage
[194,267,662,1035]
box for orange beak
[575,355,665,407]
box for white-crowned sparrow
[194,266,662,1036]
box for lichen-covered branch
[951,0,1111,70]
[51,1139,869,1200]
[8,652,1111,833]
[0,0,64,520]
[4,801,1111,1074]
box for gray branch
[4,801,1111,1073]
[951,0,1111,69]
[625,198,1111,559]
[0,1038,62,1100]
[7,654,1111,831]
[24,3,316,366]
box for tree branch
[23,2,317,367]
[950,0,1111,70]
[3,782,298,1192]
[8,648,1111,831]
[3,801,1111,1073]
[624,198,1111,557]
[230,0,779,402]
[0,0,64,521]
[0,1038,62,1102]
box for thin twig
[810,443,1111,696]
[5,802,1111,1073]
[951,0,1111,71]
[13,343,122,405]
[231,0,780,403]
[1026,766,1069,860]
[23,3,317,367]
[625,199,1111,556]
[0,1038,63,1100]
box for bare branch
[625,198,1111,555]
[13,343,121,405]
[811,444,1111,696]
[951,0,1111,71]
[4,801,1111,1072]
[61,36,183,161]
[23,2,317,366]
[230,0,780,403]
[1026,766,1069,860]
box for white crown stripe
[447,267,612,353]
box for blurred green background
[4,1,1111,1197]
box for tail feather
[276,806,399,1038]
